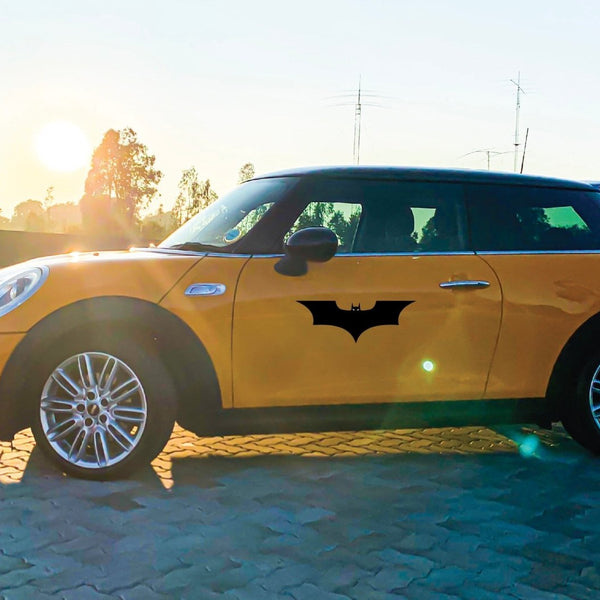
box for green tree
[172,167,218,226]
[79,128,162,234]
[238,162,255,184]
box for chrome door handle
[439,280,490,289]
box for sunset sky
[1,0,600,218]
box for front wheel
[561,354,600,454]
[31,337,176,479]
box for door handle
[439,280,490,289]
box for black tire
[561,352,600,454]
[31,332,177,480]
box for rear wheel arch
[0,296,222,439]
[546,311,600,417]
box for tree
[44,186,55,210]
[79,128,162,234]
[141,204,178,240]
[172,167,218,226]
[238,162,255,184]
[11,199,46,231]
[0,209,9,229]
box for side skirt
[181,398,553,437]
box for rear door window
[466,184,600,251]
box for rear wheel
[561,353,600,454]
[31,335,176,479]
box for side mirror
[275,227,338,276]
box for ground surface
[0,424,599,599]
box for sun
[35,121,91,172]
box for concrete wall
[0,230,153,268]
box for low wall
[0,230,154,268]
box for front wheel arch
[0,296,222,440]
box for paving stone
[259,564,321,593]
[317,564,371,592]
[0,564,49,591]
[35,565,107,594]
[117,584,170,600]
[149,565,210,594]
[365,567,418,592]
[2,585,56,600]
[287,582,351,600]
[0,554,30,575]
[508,583,578,600]
[345,582,407,600]
[206,563,264,594]
[578,566,600,589]
[59,585,114,600]
[93,562,162,594]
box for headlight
[0,266,48,317]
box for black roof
[255,165,595,191]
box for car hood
[0,249,205,333]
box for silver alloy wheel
[589,363,600,431]
[40,352,148,469]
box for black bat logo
[297,300,414,342]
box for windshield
[160,177,299,250]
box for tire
[31,332,177,479]
[561,352,600,454]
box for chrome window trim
[206,252,252,258]
[476,250,600,255]
[251,251,476,258]
[131,247,208,256]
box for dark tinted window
[466,184,600,251]
[288,179,465,253]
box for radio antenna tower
[460,149,511,170]
[353,77,362,164]
[325,78,388,165]
[510,72,525,172]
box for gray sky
[1,0,599,215]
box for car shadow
[5,423,592,495]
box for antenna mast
[353,77,362,165]
[510,72,525,172]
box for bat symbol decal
[297,300,414,342]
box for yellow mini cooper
[1,166,600,479]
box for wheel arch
[0,296,221,439]
[546,311,600,419]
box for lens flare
[519,434,539,458]
[422,360,435,372]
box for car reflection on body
[1,166,600,479]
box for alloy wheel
[39,352,147,469]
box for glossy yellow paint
[3,248,599,413]
[0,251,201,333]
[482,254,600,399]
[159,255,251,409]
[232,254,502,407]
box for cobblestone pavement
[0,424,599,599]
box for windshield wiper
[164,242,221,252]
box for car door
[466,182,600,400]
[232,177,502,408]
